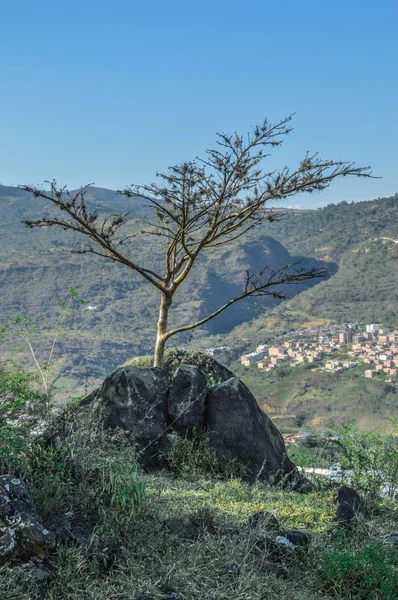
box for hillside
[195,194,398,354]
[1,185,397,423]
[0,185,332,397]
[262,196,398,330]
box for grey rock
[40,356,307,490]
[206,378,300,485]
[278,529,310,547]
[275,535,295,550]
[333,486,362,528]
[0,475,55,565]
[15,560,52,581]
[168,365,207,436]
[382,533,398,546]
[92,366,172,468]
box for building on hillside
[366,324,381,333]
[325,361,343,370]
[339,331,353,344]
[364,370,375,378]
[384,360,395,368]
[270,356,284,366]
[383,368,396,376]
[344,361,357,369]
[269,346,286,357]
[256,344,269,353]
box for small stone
[0,475,55,565]
[278,529,310,547]
[275,535,295,550]
[382,533,398,547]
[333,486,362,528]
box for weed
[336,424,398,500]
[321,538,398,598]
[0,362,47,473]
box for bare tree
[21,115,372,367]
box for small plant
[287,436,341,470]
[93,454,146,531]
[206,374,223,389]
[1,286,85,401]
[0,362,46,473]
[336,424,398,499]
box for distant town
[239,323,398,380]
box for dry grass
[1,468,397,600]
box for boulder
[333,486,362,528]
[40,356,308,489]
[91,366,172,468]
[168,365,207,436]
[206,378,299,484]
[0,475,55,565]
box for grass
[144,473,335,530]
[1,468,397,600]
[1,362,397,600]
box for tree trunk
[153,292,172,368]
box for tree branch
[164,263,327,340]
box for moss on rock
[123,348,234,383]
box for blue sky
[1,0,397,208]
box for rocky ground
[0,352,397,599]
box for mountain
[0,185,333,398]
[196,194,398,353]
[192,195,398,433]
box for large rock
[41,356,308,489]
[168,365,207,436]
[0,475,55,564]
[91,366,172,468]
[206,378,299,484]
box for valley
[1,185,397,432]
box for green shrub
[321,538,398,598]
[0,362,46,473]
[24,425,146,536]
[90,451,146,532]
[336,425,398,499]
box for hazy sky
[1,0,397,208]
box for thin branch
[21,183,167,291]
[164,264,327,341]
